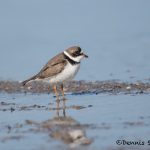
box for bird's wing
[22,53,67,85]
[35,53,67,79]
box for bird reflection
[25,97,92,147]
[47,97,92,147]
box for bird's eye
[73,51,81,57]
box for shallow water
[0,92,150,150]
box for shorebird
[22,46,88,98]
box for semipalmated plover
[22,46,88,98]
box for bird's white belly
[46,64,80,83]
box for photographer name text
[116,140,150,146]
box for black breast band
[64,54,80,65]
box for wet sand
[0,80,150,94]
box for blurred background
[0,0,150,81]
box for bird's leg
[53,84,59,98]
[61,83,65,98]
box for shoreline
[0,80,150,94]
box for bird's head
[64,46,88,63]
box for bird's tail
[22,75,37,86]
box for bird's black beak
[81,52,88,58]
